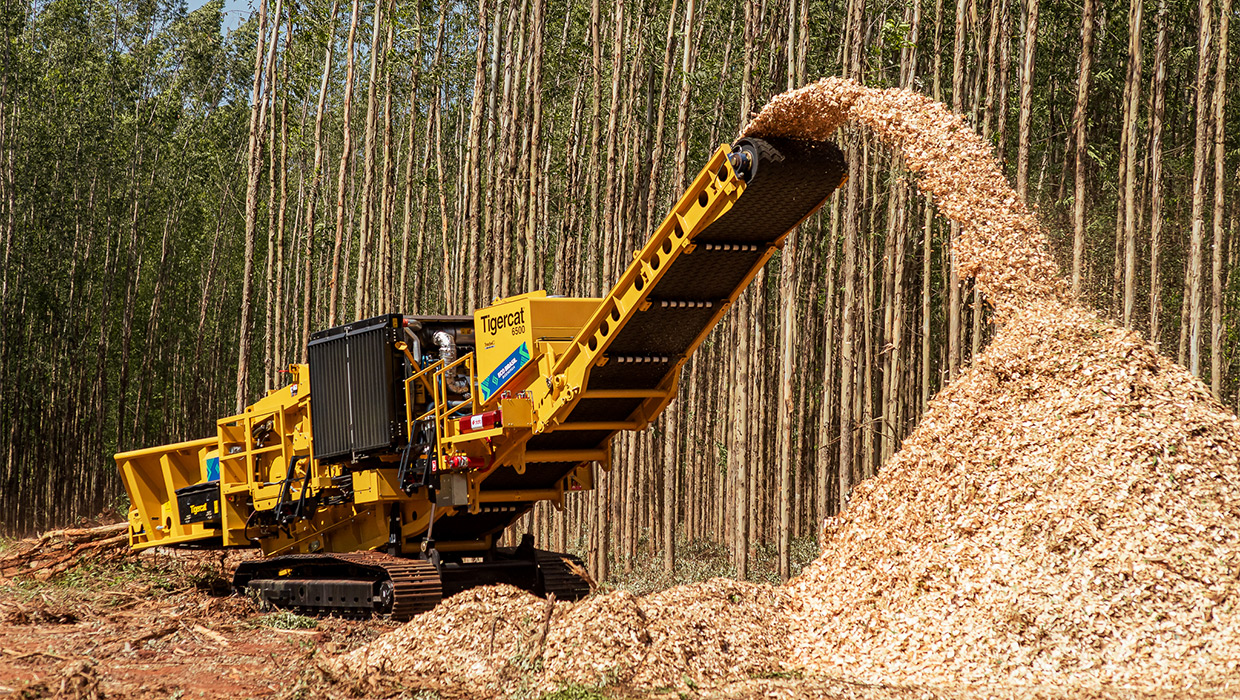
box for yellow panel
[474,293,600,406]
[352,468,404,504]
[115,436,217,550]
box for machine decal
[480,341,530,402]
[479,308,526,337]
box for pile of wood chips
[743,76,1064,314]
[784,300,1240,691]
[746,79,1240,694]
[322,578,787,693]
[321,585,547,693]
[326,78,1239,696]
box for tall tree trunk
[730,0,755,580]
[273,14,291,374]
[815,200,839,522]
[585,0,602,294]
[236,0,281,412]
[776,159,797,580]
[301,0,339,358]
[947,0,965,379]
[399,0,424,311]
[1188,0,1213,377]
[1121,0,1143,327]
[354,0,386,318]
[327,0,362,326]
[839,145,859,509]
[644,0,679,239]
[262,47,280,392]
[464,0,490,309]
[672,0,697,191]
[1149,0,1167,349]
[525,0,545,290]
[1211,0,1231,396]
[601,0,626,281]
[1070,0,1095,295]
[377,9,397,313]
[1016,0,1037,200]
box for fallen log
[0,523,131,582]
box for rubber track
[331,551,443,620]
[535,550,592,602]
[234,551,443,621]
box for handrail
[530,144,748,432]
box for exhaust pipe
[432,331,472,395]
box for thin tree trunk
[399,0,424,311]
[815,199,839,522]
[1149,0,1167,349]
[601,0,626,283]
[262,43,280,392]
[839,144,859,509]
[1121,0,1143,326]
[327,0,362,326]
[273,14,291,374]
[354,0,385,318]
[301,0,339,358]
[1188,0,1213,377]
[464,0,490,309]
[776,157,797,581]
[1016,0,1037,200]
[236,0,282,412]
[644,0,679,239]
[377,7,397,312]
[525,0,545,290]
[1070,0,1095,295]
[585,0,602,294]
[672,0,697,191]
[1211,0,1231,396]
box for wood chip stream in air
[322,78,1240,697]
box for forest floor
[0,548,386,699]
[0,550,1234,700]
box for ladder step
[656,300,715,309]
[581,389,669,399]
[608,355,671,364]
[699,243,762,252]
[546,421,640,432]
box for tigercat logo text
[480,308,526,336]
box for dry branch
[0,523,131,581]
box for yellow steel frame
[117,138,839,561]
[528,145,746,434]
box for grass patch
[57,558,170,590]
[540,684,609,700]
[597,533,821,596]
[255,610,319,630]
[751,668,803,680]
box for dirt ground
[0,549,399,699]
[1,552,1235,700]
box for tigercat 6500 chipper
[116,137,846,618]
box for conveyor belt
[567,136,844,423]
[502,137,843,492]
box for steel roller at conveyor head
[530,136,845,456]
[596,137,844,374]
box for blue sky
[188,0,253,34]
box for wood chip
[322,79,1240,697]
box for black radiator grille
[308,315,404,463]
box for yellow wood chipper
[115,137,846,618]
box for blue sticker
[481,342,531,402]
[206,456,220,482]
